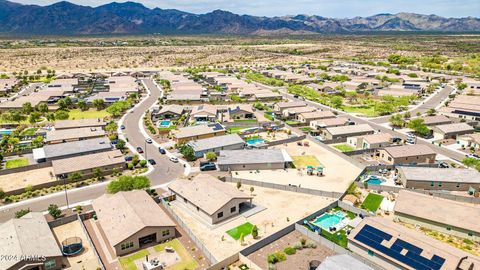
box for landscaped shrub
[267,254,278,264]
[284,246,296,255]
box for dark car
[439,161,450,168]
[391,137,402,143]
[200,163,217,171]
[124,156,133,161]
[120,125,125,130]
[137,147,144,153]
[158,147,166,154]
[148,159,156,165]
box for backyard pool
[311,211,347,231]
[246,138,265,145]
[159,120,171,127]
[364,175,385,185]
[0,129,13,136]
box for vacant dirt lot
[0,166,55,193]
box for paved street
[370,85,455,124]
[0,78,183,222]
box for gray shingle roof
[217,149,292,165]
[41,137,112,159]
[187,134,245,152]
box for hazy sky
[10,0,480,18]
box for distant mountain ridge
[0,0,479,35]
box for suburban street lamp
[63,177,69,209]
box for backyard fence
[224,176,344,199]
[0,160,52,176]
[77,214,106,270]
[47,213,78,228]
[160,200,218,264]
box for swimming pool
[0,129,13,136]
[364,175,385,185]
[311,211,346,231]
[246,138,265,145]
[159,120,171,127]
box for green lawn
[285,120,301,125]
[333,144,355,152]
[264,113,274,121]
[68,109,111,120]
[321,229,348,248]
[361,193,384,212]
[5,158,29,169]
[234,119,258,123]
[20,128,38,136]
[119,249,150,270]
[153,239,198,270]
[228,126,255,134]
[292,155,321,168]
[341,105,377,117]
[158,125,177,132]
[226,222,254,240]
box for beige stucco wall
[395,213,480,242]
[9,256,63,270]
[114,226,175,256]
[211,198,251,224]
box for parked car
[439,161,450,168]
[158,147,166,154]
[148,159,156,165]
[124,156,133,161]
[169,157,179,163]
[467,154,480,159]
[391,137,402,143]
[137,147,144,153]
[120,125,125,130]
[407,133,416,139]
[405,139,415,145]
[200,163,216,171]
[146,138,152,144]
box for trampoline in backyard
[62,237,84,256]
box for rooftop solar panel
[354,225,446,270]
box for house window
[438,182,442,187]
[45,259,56,269]
[162,230,170,237]
[468,232,473,237]
[121,244,125,250]
[456,183,460,188]
[368,250,375,256]
[447,227,451,231]
[387,157,392,161]
[230,206,236,213]
[197,206,199,211]
[431,182,434,187]
[217,212,224,218]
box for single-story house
[421,115,453,126]
[396,166,480,192]
[190,105,218,122]
[217,149,292,171]
[348,217,480,270]
[310,117,349,131]
[53,118,106,130]
[187,133,245,158]
[92,190,176,256]
[46,127,106,144]
[378,145,436,165]
[168,174,252,224]
[394,190,480,241]
[432,123,475,139]
[228,105,255,120]
[458,133,480,150]
[33,137,112,162]
[152,104,184,122]
[0,78,20,95]
[347,133,392,150]
[321,124,374,141]
[297,110,336,124]
[172,123,226,143]
[0,212,63,270]
[273,101,307,113]
[52,150,125,179]
[283,106,317,119]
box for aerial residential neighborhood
[0,1,479,270]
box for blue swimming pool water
[0,129,13,136]
[160,120,171,127]
[366,175,385,185]
[312,211,346,231]
[246,138,265,145]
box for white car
[467,154,480,159]
[169,157,179,163]
[146,138,152,144]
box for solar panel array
[210,123,225,131]
[354,224,446,270]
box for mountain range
[0,0,479,35]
